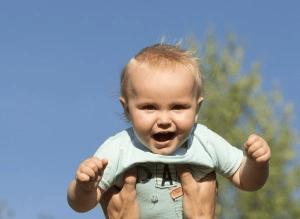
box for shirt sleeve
[206,128,244,177]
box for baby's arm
[228,134,271,191]
[67,157,108,212]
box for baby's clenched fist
[75,157,108,192]
[245,134,271,164]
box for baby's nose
[157,112,172,128]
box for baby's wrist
[246,157,269,169]
[76,182,97,193]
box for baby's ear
[195,96,204,122]
[197,96,204,110]
[119,96,131,121]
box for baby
[68,44,271,218]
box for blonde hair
[120,43,204,101]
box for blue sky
[0,1,299,218]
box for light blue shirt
[94,123,243,218]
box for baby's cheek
[176,117,195,130]
[176,111,196,122]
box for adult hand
[177,166,217,219]
[101,167,140,219]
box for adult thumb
[176,165,195,187]
[123,167,137,192]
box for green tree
[192,31,300,218]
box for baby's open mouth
[152,132,175,142]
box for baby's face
[121,64,203,155]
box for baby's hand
[245,134,271,164]
[75,157,108,192]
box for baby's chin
[152,148,175,155]
[147,144,181,155]
[142,137,188,155]
[150,140,189,155]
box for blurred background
[0,1,299,218]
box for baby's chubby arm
[228,134,271,191]
[67,157,108,212]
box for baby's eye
[172,105,186,110]
[142,105,156,110]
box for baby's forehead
[129,61,196,78]
[122,58,202,99]
[128,64,199,95]
[128,63,199,90]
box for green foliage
[193,31,300,218]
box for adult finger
[122,167,137,193]
[176,165,196,187]
[102,185,121,208]
[198,171,218,196]
[199,171,216,183]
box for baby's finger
[255,150,271,163]
[99,158,108,172]
[76,172,91,182]
[84,157,101,171]
[94,158,108,176]
[246,139,265,156]
[81,166,97,179]
[251,145,268,158]
[245,134,260,148]
[90,157,108,170]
